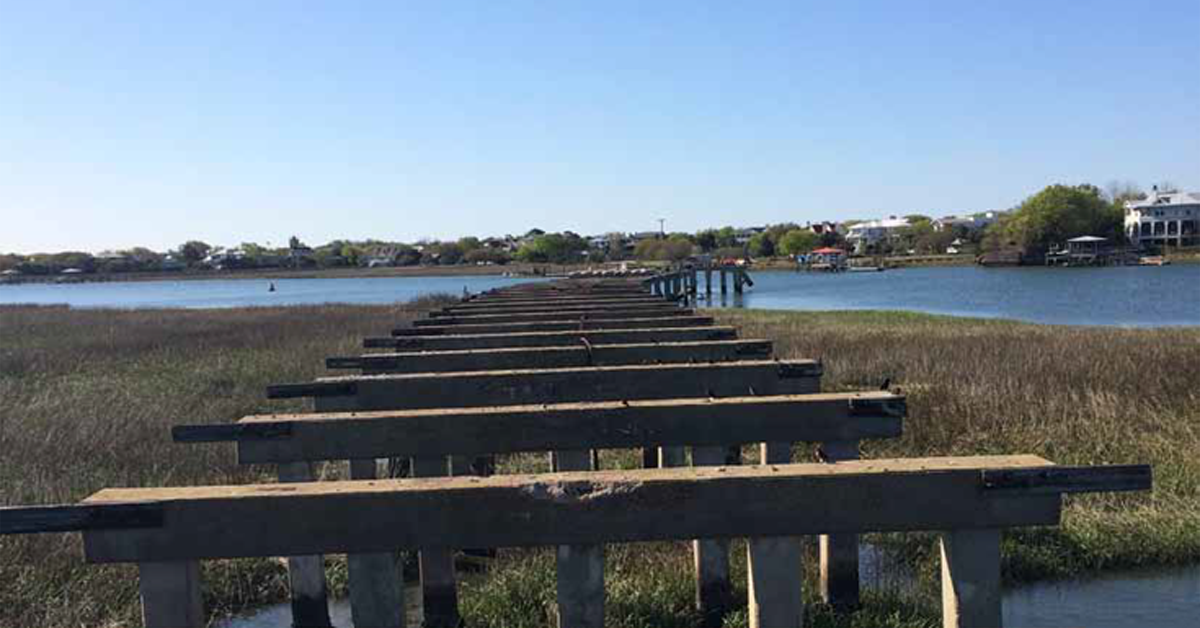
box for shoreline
[4,248,1197,286]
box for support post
[553,449,605,628]
[659,445,686,468]
[691,446,732,628]
[278,462,332,628]
[412,455,460,628]
[705,267,712,295]
[939,529,1002,628]
[746,537,803,628]
[819,440,861,610]
[734,269,744,294]
[348,458,405,628]
[138,560,204,628]
[746,440,802,628]
[720,268,727,294]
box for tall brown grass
[1,304,1196,627]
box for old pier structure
[2,276,1150,628]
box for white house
[844,217,910,249]
[933,210,1007,233]
[1125,189,1200,248]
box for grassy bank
[2,305,1197,627]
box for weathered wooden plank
[278,462,332,628]
[692,447,733,628]
[746,536,803,628]
[139,560,204,628]
[411,455,460,628]
[1,503,163,534]
[346,459,404,628]
[233,392,896,464]
[391,315,717,336]
[267,360,822,410]
[553,450,604,628]
[818,440,861,610]
[981,465,1152,494]
[363,326,739,350]
[940,529,1001,628]
[328,340,773,373]
[81,456,1066,563]
[414,308,693,327]
[439,301,676,315]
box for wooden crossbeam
[391,316,717,336]
[77,455,1108,563]
[171,392,905,463]
[444,299,671,313]
[363,326,739,350]
[328,339,773,373]
[413,308,692,327]
[266,360,823,410]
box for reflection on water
[694,265,1200,327]
[1002,566,1200,628]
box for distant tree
[515,233,586,264]
[747,232,775,257]
[694,229,718,252]
[179,241,212,265]
[458,237,482,252]
[634,236,693,261]
[714,226,738,249]
[434,242,464,265]
[1002,184,1123,253]
[778,230,819,255]
[288,235,303,249]
[713,246,747,260]
[0,253,24,272]
[338,243,365,266]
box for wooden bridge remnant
[1,278,1152,628]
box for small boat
[1139,256,1169,266]
[848,266,884,272]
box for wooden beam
[81,455,1067,563]
[363,326,739,350]
[328,340,773,373]
[980,465,1152,494]
[266,360,823,410]
[442,300,673,314]
[229,392,893,464]
[391,315,718,336]
[413,308,693,327]
[1,502,163,534]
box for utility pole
[658,218,665,238]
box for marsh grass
[1,304,1196,627]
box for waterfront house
[845,217,909,252]
[805,247,848,271]
[1046,236,1113,266]
[1124,189,1200,248]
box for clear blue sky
[2,0,1198,254]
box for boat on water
[1139,256,1169,266]
[847,266,885,272]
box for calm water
[701,265,1200,327]
[3,266,1197,326]
[0,275,538,309]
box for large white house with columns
[1124,189,1200,248]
